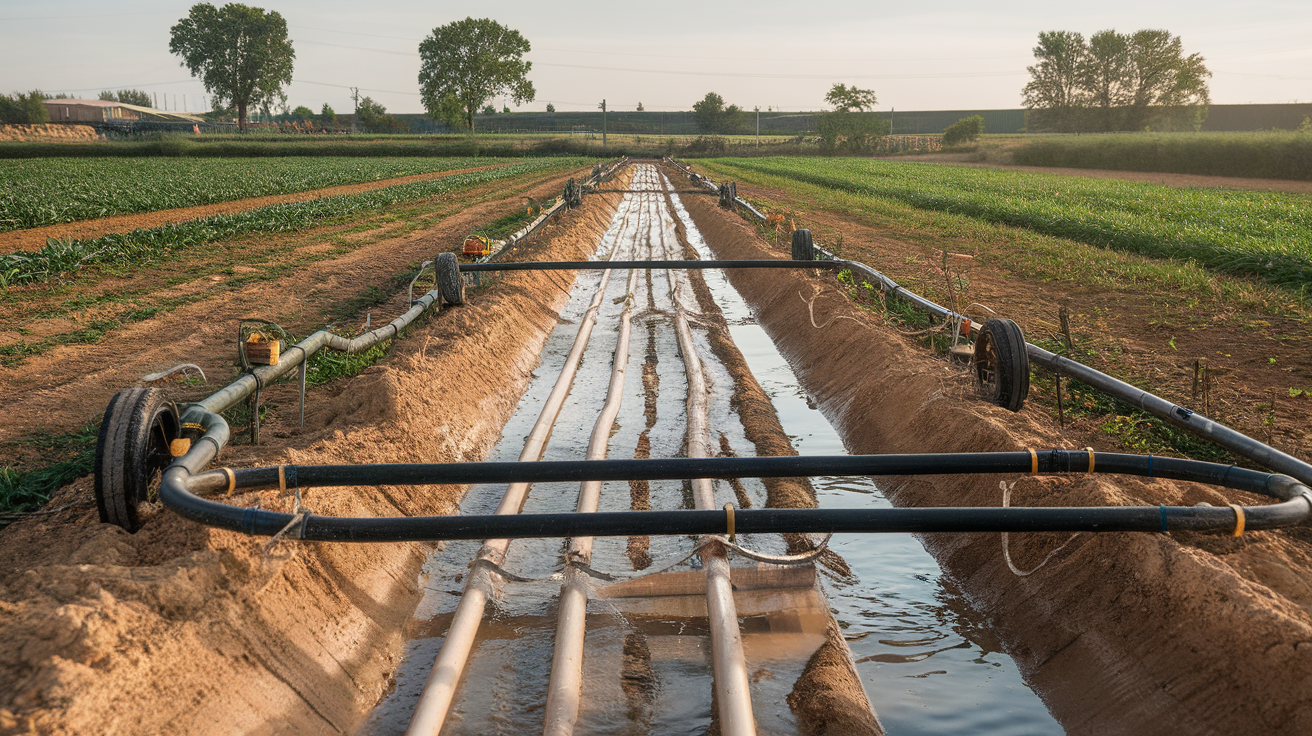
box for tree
[1078,30,1132,131]
[320,103,336,126]
[824,83,877,112]
[418,17,534,134]
[545,102,555,113]
[481,104,496,115]
[98,89,153,107]
[169,3,295,131]
[1122,29,1210,131]
[290,105,314,122]
[817,83,885,151]
[1023,28,1209,132]
[1022,31,1086,132]
[942,115,985,146]
[636,101,645,112]
[692,92,746,134]
[0,91,48,124]
[356,96,403,132]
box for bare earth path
[0,162,513,252]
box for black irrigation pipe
[459,259,840,273]
[160,450,1312,542]
[670,159,1312,488]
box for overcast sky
[2,0,1309,115]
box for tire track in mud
[626,311,659,571]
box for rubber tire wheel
[436,252,464,306]
[791,229,815,261]
[973,318,1030,412]
[94,387,180,532]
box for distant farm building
[42,99,203,124]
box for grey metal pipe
[196,290,440,416]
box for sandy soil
[0,163,513,252]
[677,185,1312,735]
[0,167,627,735]
[884,153,1312,195]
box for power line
[294,79,421,96]
[291,39,1024,81]
[0,11,171,21]
[533,62,1026,80]
[290,23,1032,64]
[44,80,196,93]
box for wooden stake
[1055,370,1065,428]
[1059,306,1074,356]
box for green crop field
[0,158,579,287]
[708,157,1312,291]
[0,156,505,232]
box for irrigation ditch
[4,158,1312,735]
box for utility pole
[890,107,895,135]
[351,87,360,132]
[599,99,607,148]
[755,106,760,146]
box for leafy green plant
[709,156,1312,290]
[0,159,578,286]
[0,421,100,518]
[0,156,499,232]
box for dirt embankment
[677,187,1312,735]
[679,243,879,734]
[0,125,103,143]
[0,163,513,253]
[0,173,627,735]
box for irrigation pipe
[483,158,628,263]
[542,185,646,736]
[404,179,640,736]
[673,160,1312,487]
[161,452,1311,540]
[667,201,757,736]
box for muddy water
[664,178,1062,735]
[361,167,1062,735]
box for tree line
[1023,29,1211,133]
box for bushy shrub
[1013,131,1312,181]
[817,111,890,153]
[942,115,985,146]
[685,136,728,155]
[0,91,50,124]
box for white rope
[799,288,862,330]
[1000,481,1079,577]
[469,532,834,585]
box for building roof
[41,99,204,122]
